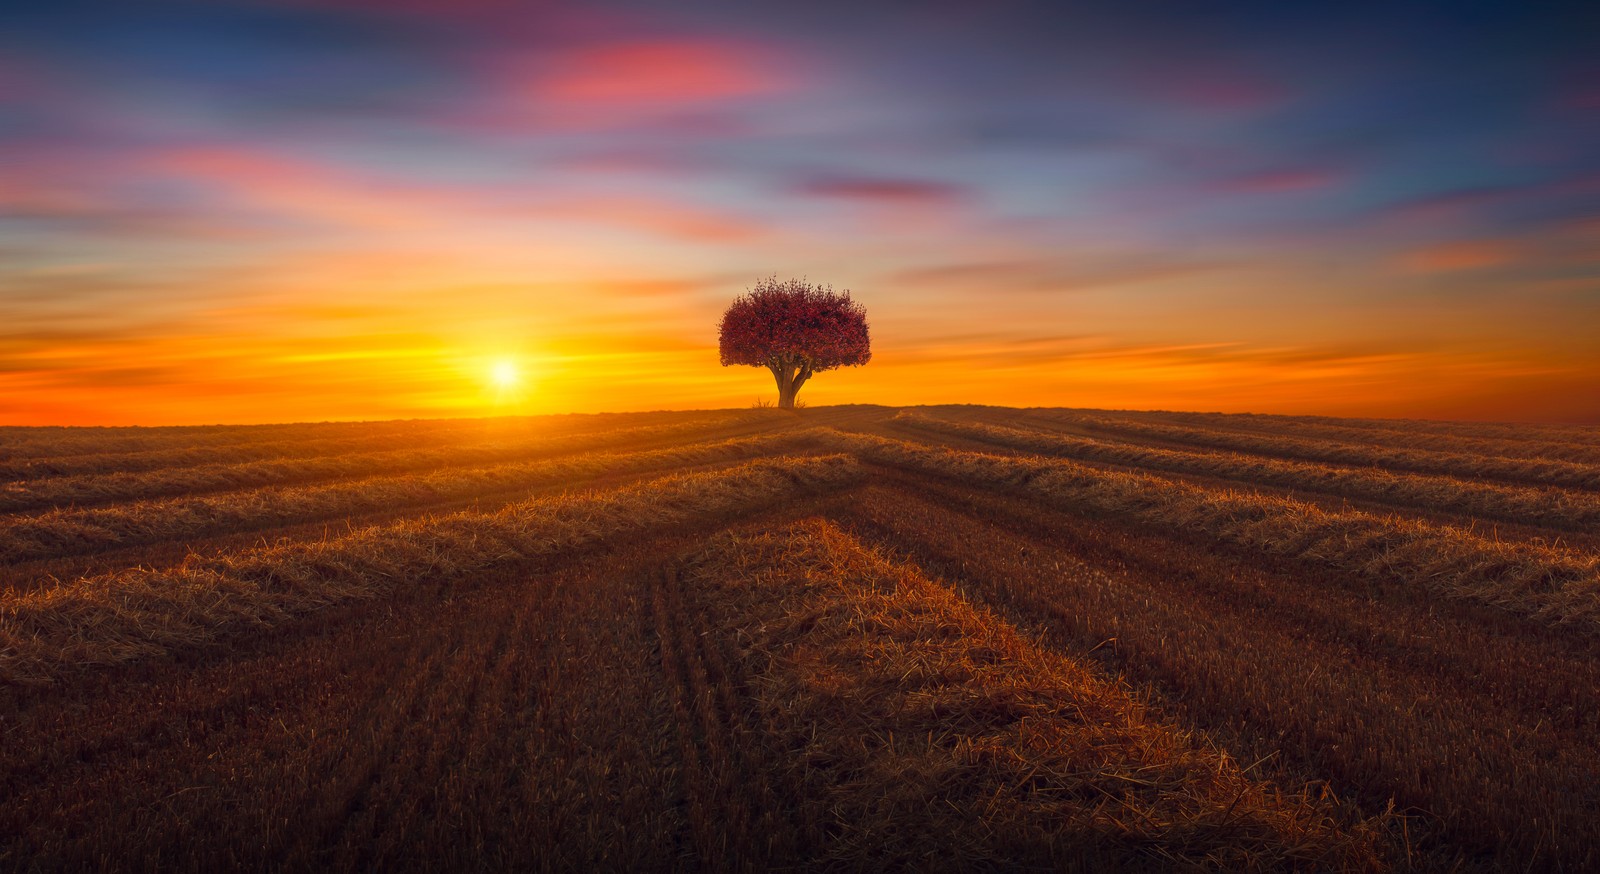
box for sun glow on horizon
[490,359,521,391]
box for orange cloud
[1399,239,1519,273]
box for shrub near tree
[718,277,871,410]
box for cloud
[553,147,723,178]
[464,36,805,132]
[1374,185,1524,225]
[791,174,970,206]
[1132,62,1292,112]
[1399,239,1520,273]
[151,147,450,230]
[545,195,766,243]
[885,255,1231,294]
[1369,170,1600,230]
[1210,167,1346,195]
[535,39,787,106]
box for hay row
[1149,409,1600,447]
[681,520,1388,870]
[0,418,467,461]
[1042,412,1600,491]
[1,434,415,482]
[0,409,756,462]
[827,431,1600,632]
[0,454,862,685]
[0,430,826,564]
[895,412,1600,531]
[1127,411,1600,466]
[0,411,753,483]
[0,415,797,514]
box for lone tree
[719,277,871,410]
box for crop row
[0,430,830,566]
[1134,410,1600,465]
[680,520,1388,869]
[830,481,1600,869]
[1158,409,1600,446]
[0,453,862,685]
[0,419,444,460]
[826,431,1600,632]
[0,415,800,514]
[0,534,712,869]
[1032,411,1600,491]
[894,412,1600,531]
[0,409,755,462]
[0,433,432,482]
[0,411,754,483]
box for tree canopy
[718,277,870,408]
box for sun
[489,359,520,390]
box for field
[3,405,1599,872]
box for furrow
[893,411,1600,531]
[1025,410,1600,491]
[825,473,1600,869]
[0,429,827,564]
[0,453,863,684]
[825,430,1600,633]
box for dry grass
[681,520,1389,871]
[0,424,477,481]
[0,419,454,460]
[7,405,1596,870]
[0,537,706,871]
[0,414,794,514]
[0,409,761,462]
[830,430,1600,632]
[1149,411,1600,465]
[894,411,1600,530]
[0,453,861,685]
[829,479,1600,870]
[0,411,753,482]
[1150,409,1600,447]
[1033,411,1600,491]
[0,429,827,564]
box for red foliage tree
[718,277,871,409]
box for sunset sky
[3,1,1597,425]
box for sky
[2,0,1597,425]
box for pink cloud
[547,195,764,243]
[535,39,788,107]
[458,36,803,134]
[150,147,477,230]
[93,143,770,244]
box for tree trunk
[770,359,808,409]
[775,365,797,409]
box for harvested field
[1019,409,1600,491]
[3,405,1596,871]
[893,411,1600,531]
[0,430,829,565]
[1147,411,1600,465]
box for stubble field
[3,405,1598,872]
